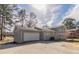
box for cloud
[31,4,63,27]
[64,5,79,21]
[47,16,55,27]
[20,4,63,27]
[58,4,79,27]
[19,4,75,28]
[58,5,76,26]
[32,4,47,15]
[17,5,59,28]
[46,5,63,27]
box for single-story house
[14,25,66,43]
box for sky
[17,4,79,28]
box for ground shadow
[0,40,65,50]
[65,40,79,43]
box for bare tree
[26,12,37,28]
[18,9,26,27]
[0,4,18,40]
[16,11,38,28]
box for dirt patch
[62,42,79,50]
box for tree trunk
[0,27,2,40]
[0,16,3,40]
[0,14,5,40]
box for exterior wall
[65,29,79,38]
[54,26,66,40]
[54,32,66,40]
[40,30,55,40]
[14,27,23,43]
[54,32,60,40]
[43,32,50,40]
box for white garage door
[24,32,39,41]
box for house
[65,28,79,38]
[14,26,40,43]
[4,32,14,36]
[51,25,66,40]
[14,25,66,43]
[14,26,56,43]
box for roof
[15,26,40,32]
[34,26,55,32]
[67,29,77,31]
[21,28,40,32]
[41,29,55,32]
[14,25,55,32]
[34,27,43,30]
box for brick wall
[65,29,79,38]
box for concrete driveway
[0,41,79,54]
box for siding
[40,30,55,40]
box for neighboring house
[4,32,14,36]
[65,29,79,38]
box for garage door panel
[24,32,39,41]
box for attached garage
[14,26,40,43]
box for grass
[0,36,14,45]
